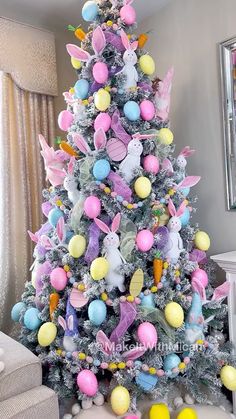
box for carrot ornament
[50,293,60,320]
[153,251,163,285]
[60,141,78,157]
[138,33,149,48]
[67,25,86,41]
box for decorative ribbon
[107,171,132,202]
[111,110,131,144]
[110,302,137,345]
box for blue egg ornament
[141,294,155,308]
[163,353,181,378]
[88,300,107,326]
[123,101,140,121]
[181,187,190,197]
[82,1,98,22]
[24,307,42,331]
[74,79,90,100]
[136,372,158,391]
[180,207,190,227]
[93,159,111,180]
[66,231,74,243]
[11,302,26,322]
[48,208,64,227]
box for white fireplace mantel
[211,251,236,414]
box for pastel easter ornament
[191,268,208,288]
[90,257,109,280]
[38,322,57,347]
[58,110,73,131]
[194,231,210,251]
[124,101,140,121]
[68,235,86,258]
[140,100,155,121]
[50,267,68,291]
[74,79,89,99]
[158,127,174,145]
[139,54,155,75]
[136,229,154,252]
[120,0,136,25]
[164,302,184,328]
[94,89,111,111]
[94,213,126,292]
[58,299,79,352]
[88,299,107,325]
[143,155,159,174]
[164,199,186,263]
[177,408,198,419]
[93,62,109,84]
[119,30,138,90]
[185,290,204,345]
[136,371,158,391]
[94,112,111,132]
[11,302,26,322]
[137,322,157,349]
[176,146,195,170]
[154,67,174,121]
[111,386,130,416]
[77,370,98,396]
[180,207,190,227]
[134,176,152,199]
[63,158,80,205]
[119,138,143,182]
[48,208,64,227]
[71,57,81,70]
[163,353,181,378]
[220,365,236,391]
[93,159,111,180]
[141,294,155,308]
[82,1,98,22]
[24,307,42,330]
[149,404,170,419]
[84,196,101,219]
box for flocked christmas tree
[11,0,236,415]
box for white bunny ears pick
[168,199,186,218]
[120,29,138,51]
[174,176,201,191]
[178,146,195,158]
[66,26,106,62]
[94,213,121,234]
[72,127,107,155]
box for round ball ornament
[106,138,127,162]
[123,101,140,121]
[82,1,98,22]
[139,54,155,75]
[71,57,81,70]
[24,307,42,331]
[143,155,159,174]
[50,267,68,291]
[136,229,154,252]
[94,112,111,132]
[92,62,109,84]
[137,322,157,349]
[68,235,86,258]
[164,302,184,328]
[48,208,64,227]
[120,5,136,25]
[11,302,26,322]
[38,322,57,347]
[158,128,174,145]
[88,300,107,326]
[77,370,98,396]
[180,207,190,227]
[74,79,89,100]
[58,110,73,131]
[194,231,210,251]
[90,257,109,280]
[177,408,198,419]
[110,386,130,416]
[140,100,155,121]
[220,365,236,391]
[93,159,111,180]
[191,268,208,288]
[134,176,151,199]
[163,353,181,378]
[94,89,111,111]
[84,196,101,219]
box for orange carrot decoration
[153,251,163,285]
[138,33,148,48]
[60,141,78,157]
[50,293,60,320]
[67,25,86,41]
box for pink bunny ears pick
[94,213,121,234]
[120,29,138,51]
[174,176,201,191]
[72,128,107,155]
[168,199,186,218]
[66,26,106,62]
[178,146,195,159]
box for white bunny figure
[118,30,138,90]
[63,157,81,205]
[176,146,195,170]
[58,300,79,353]
[94,213,126,292]
[73,101,87,122]
[119,138,143,183]
[164,199,186,263]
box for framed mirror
[220,36,236,210]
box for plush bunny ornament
[58,300,79,352]
[176,146,195,169]
[164,199,186,263]
[154,67,174,121]
[119,138,143,182]
[118,30,138,90]
[63,157,80,205]
[94,213,126,292]
[66,26,106,65]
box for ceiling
[0,0,171,32]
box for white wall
[139,0,236,255]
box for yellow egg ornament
[71,57,82,70]
[220,365,236,391]
[194,231,210,251]
[164,302,184,328]
[110,385,130,416]
[149,403,170,419]
[139,54,156,75]
[68,235,86,258]
[38,322,57,347]
[90,257,109,280]
[134,176,151,199]
[158,128,174,145]
[177,407,198,419]
[94,88,111,111]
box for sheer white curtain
[0,72,55,333]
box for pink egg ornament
[143,155,159,174]
[137,322,157,349]
[106,138,127,162]
[136,229,154,252]
[92,62,109,84]
[58,110,74,131]
[120,4,136,25]
[140,100,155,121]
[84,196,101,219]
[77,369,98,396]
[50,267,67,291]
[94,113,111,132]
[191,268,208,288]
